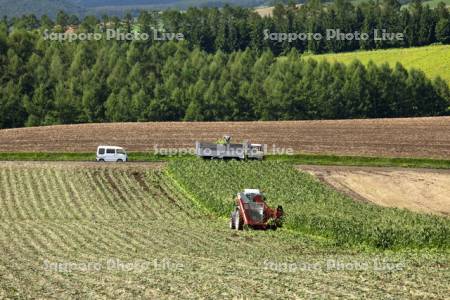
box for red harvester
[230,189,284,230]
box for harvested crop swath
[168,160,450,249]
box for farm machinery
[195,136,265,160]
[230,189,284,230]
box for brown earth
[254,4,302,17]
[0,117,449,158]
[254,6,274,17]
[298,165,450,216]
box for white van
[96,146,128,162]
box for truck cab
[96,146,128,162]
[195,136,266,160]
[247,144,265,160]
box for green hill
[308,45,450,85]
[0,0,267,18]
[0,0,85,18]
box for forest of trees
[0,0,449,128]
[8,0,450,54]
[154,0,450,54]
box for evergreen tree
[0,81,26,128]
[391,63,410,117]
[56,11,69,28]
[432,77,450,114]
[436,17,450,44]
[105,87,132,122]
[24,83,51,126]
[341,60,371,118]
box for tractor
[230,189,284,230]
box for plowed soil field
[0,117,449,159]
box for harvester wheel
[276,205,284,228]
[234,210,243,231]
[229,212,236,229]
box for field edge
[1,152,449,169]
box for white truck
[195,136,265,160]
[96,146,128,162]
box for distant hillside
[0,0,268,18]
[308,45,450,85]
[74,0,265,7]
[4,0,447,19]
[86,0,267,16]
[0,0,84,18]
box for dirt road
[298,165,450,216]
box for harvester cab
[230,189,284,230]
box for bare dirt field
[299,165,450,216]
[254,4,302,17]
[0,117,449,159]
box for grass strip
[0,152,192,162]
[0,152,449,169]
[265,154,450,169]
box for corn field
[168,160,450,249]
[0,162,448,298]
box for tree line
[0,25,448,128]
[161,0,450,54]
[7,0,450,55]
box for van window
[106,149,115,154]
[117,149,125,155]
[98,148,105,155]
